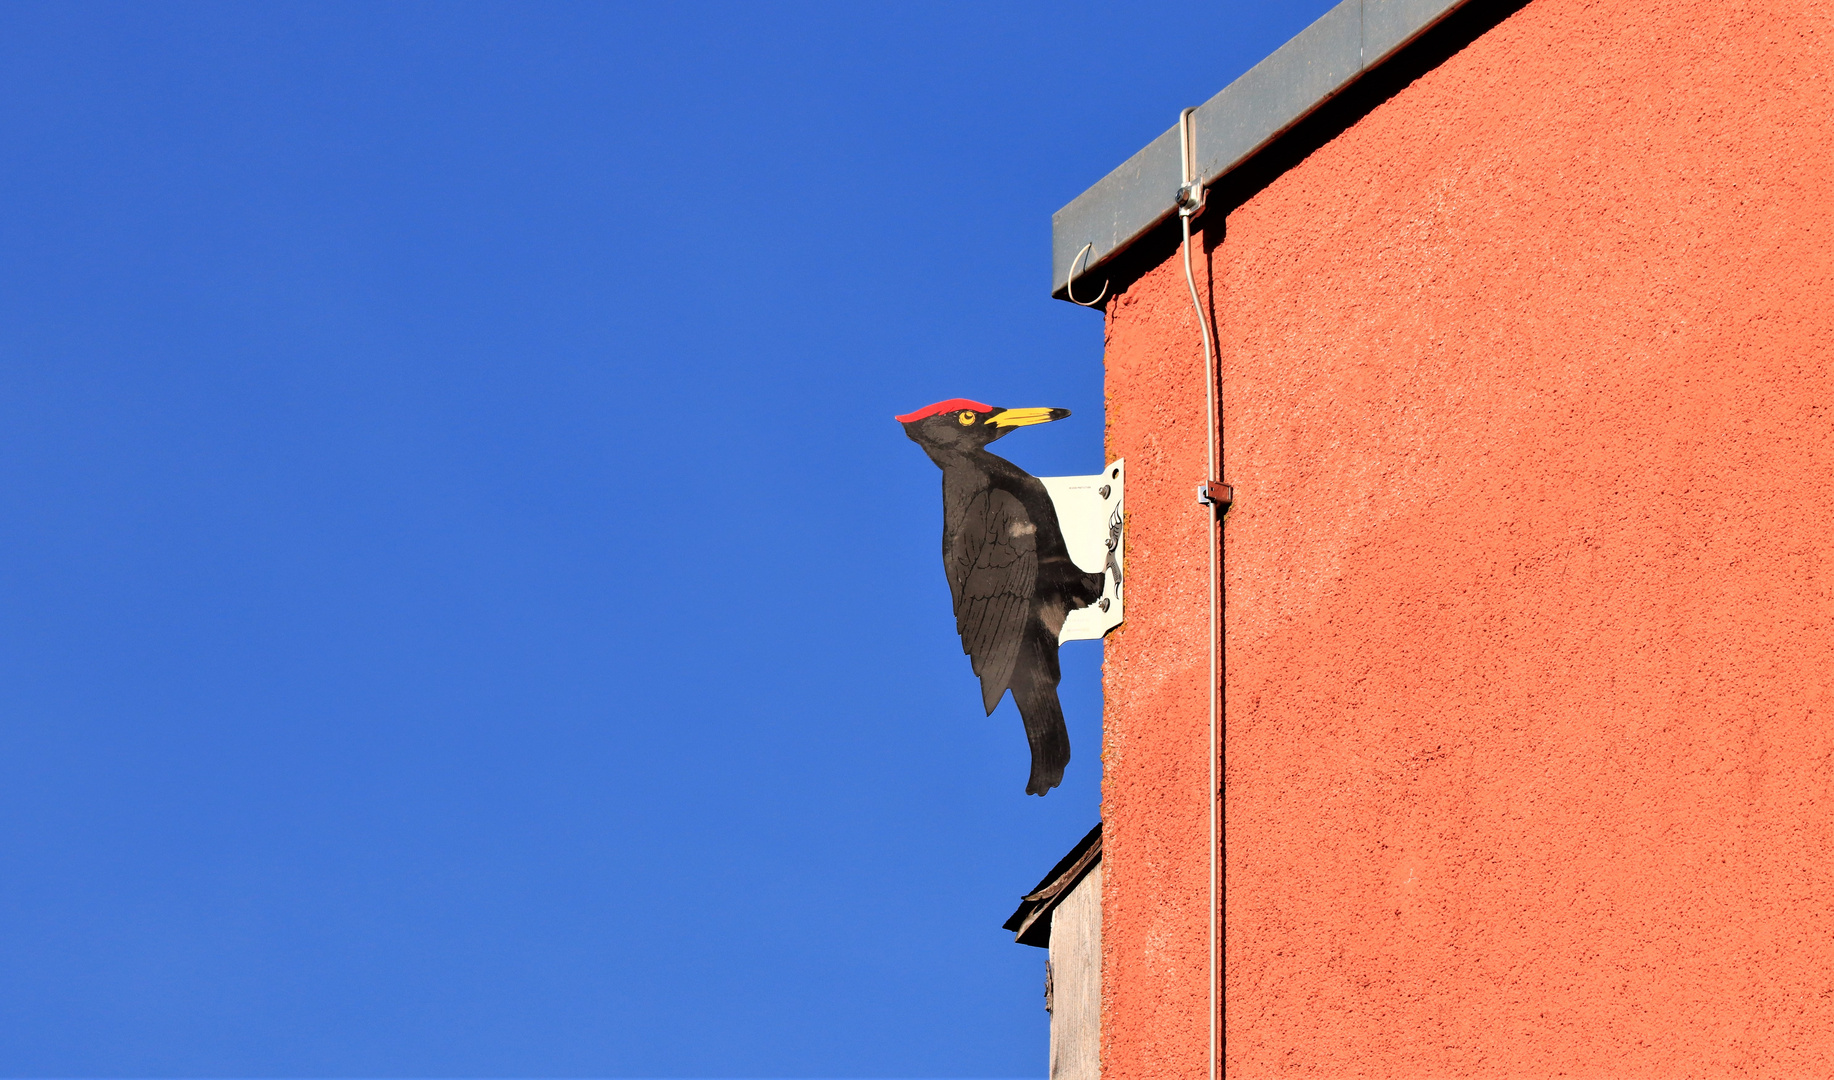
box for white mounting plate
[1040,459,1124,643]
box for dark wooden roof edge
[1002,821,1103,948]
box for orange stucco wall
[1100,0,1834,1075]
[1102,242,1220,1079]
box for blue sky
[0,3,1331,1076]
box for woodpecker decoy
[897,399,1106,795]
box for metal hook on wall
[1065,242,1110,307]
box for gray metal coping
[1051,0,1472,300]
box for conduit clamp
[1198,481,1232,515]
[1175,179,1207,221]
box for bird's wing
[950,487,1039,715]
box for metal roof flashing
[1051,0,1474,301]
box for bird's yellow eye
[958,411,976,425]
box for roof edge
[1050,0,1473,300]
[1002,822,1103,948]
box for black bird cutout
[898,398,1106,795]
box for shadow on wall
[1090,0,1539,305]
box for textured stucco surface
[1100,0,1834,1075]
[1102,224,1220,1080]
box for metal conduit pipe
[1175,105,1222,1080]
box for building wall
[1099,0,1834,1075]
[1100,236,1220,1080]
[1048,863,1101,1080]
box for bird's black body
[898,400,1105,795]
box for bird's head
[895,398,1070,455]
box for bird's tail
[1012,640,1070,796]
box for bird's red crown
[894,398,992,423]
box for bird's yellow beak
[988,407,1071,428]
